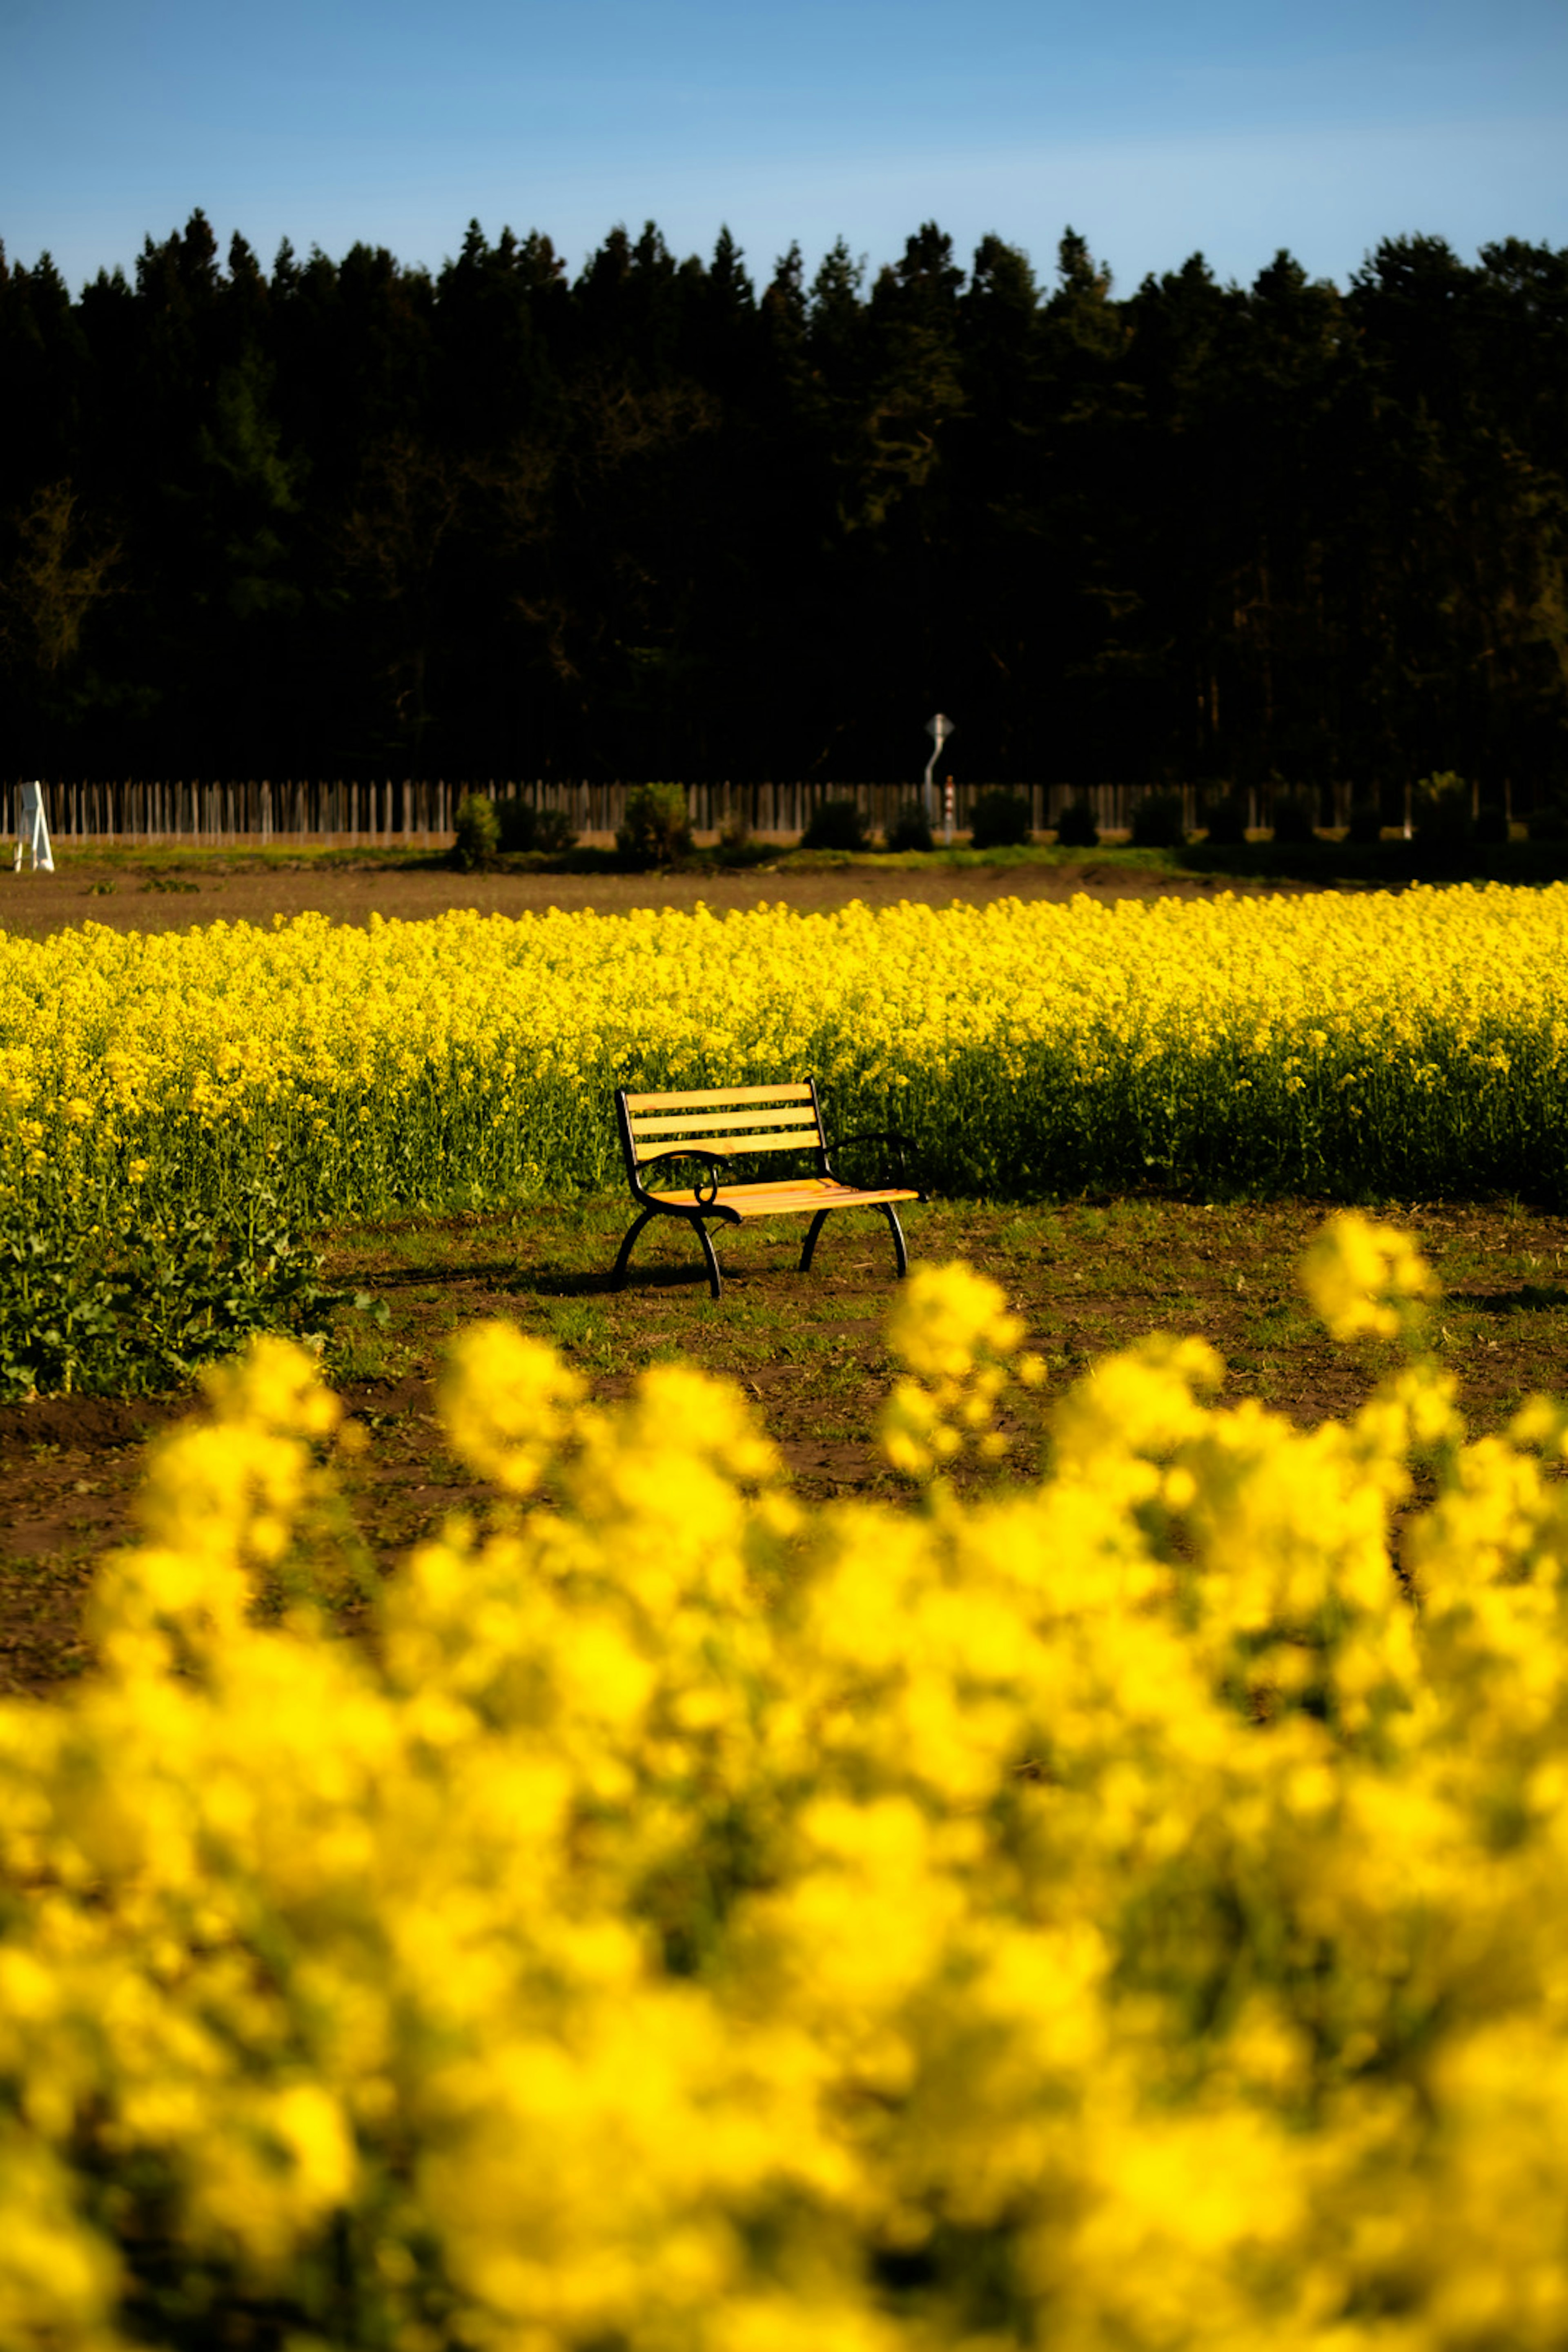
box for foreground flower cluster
[5,1218,1568,2349]
[4,885,1568,1221]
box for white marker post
[924,713,954,832]
[13,782,54,874]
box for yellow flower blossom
[6,1224,1568,2346]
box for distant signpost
[924,714,954,833]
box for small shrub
[1053,799,1100,848]
[715,816,776,869]
[1474,802,1510,846]
[969,790,1033,850]
[1412,771,1472,846]
[617,782,693,866]
[1530,798,1568,843]
[885,801,935,853]
[800,796,869,851]
[1130,790,1188,849]
[495,798,577,855]
[1347,798,1385,844]
[0,1187,367,1401]
[495,795,535,853]
[1270,791,1319,845]
[1199,792,1248,845]
[451,789,501,871]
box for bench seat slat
[640,1129,821,1159]
[631,1105,823,1138]
[724,1188,918,1214]
[624,1084,813,1111]
[649,1181,919,1213]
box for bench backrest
[617,1081,826,1185]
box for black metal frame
[612,1080,926,1300]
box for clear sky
[4,0,1565,296]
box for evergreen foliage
[1053,798,1100,847]
[615,781,692,865]
[884,801,935,851]
[968,788,1033,847]
[1413,771,1473,844]
[1,216,1565,792]
[800,796,869,850]
[1199,791,1248,844]
[1130,790,1188,848]
[496,796,577,853]
[451,788,501,869]
[1270,791,1320,844]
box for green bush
[800,796,869,851]
[1130,790,1188,848]
[452,789,501,871]
[969,790,1033,850]
[0,1187,367,1401]
[496,798,578,855]
[1270,791,1319,845]
[1413,771,1472,846]
[1474,802,1510,846]
[885,802,935,853]
[715,816,777,869]
[1053,799,1100,848]
[1199,792,1248,845]
[616,782,693,866]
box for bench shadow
[517,1261,723,1300]
[350,1258,757,1300]
[1461,1284,1568,1315]
[350,1261,523,1291]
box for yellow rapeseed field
[6,1219,1568,2348]
[2,883,1566,1216]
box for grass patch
[32,832,1568,891]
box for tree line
[2,210,1566,796]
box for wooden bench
[613,1080,925,1300]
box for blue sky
[4,0,1565,295]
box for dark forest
[2,211,1566,791]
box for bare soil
[0,846,1326,939]
[4,1196,1565,1698]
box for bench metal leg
[612,1207,657,1289]
[615,1208,724,1299]
[695,1218,724,1300]
[801,1205,908,1281]
[799,1208,831,1273]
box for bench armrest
[824,1128,927,1196]
[634,1145,732,1208]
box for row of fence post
[2,777,1418,847]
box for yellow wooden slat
[631,1105,822,1138]
[648,1179,918,1209]
[624,1083,812,1111]
[640,1129,819,1160]
[722,1185,917,1206]
[727,1197,916,1216]
[650,1178,833,1200]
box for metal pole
[923,714,954,828]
